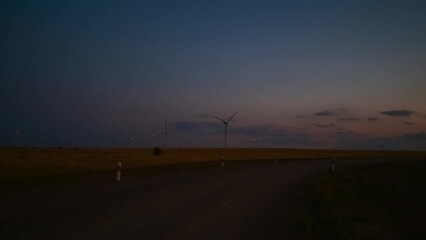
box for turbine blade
[214,116,226,123]
[227,111,238,122]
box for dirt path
[1,159,382,239]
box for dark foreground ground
[293,159,426,239]
[0,158,419,239]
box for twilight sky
[1,0,426,150]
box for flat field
[1,148,425,239]
[1,148,425,183]
[292,160,426,239]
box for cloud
[315,108,347,117]
[170,121,425,150]
[242,126,317,146]
[230,125,320,147]
[261,135,320,147]
[171,122,318,147]
[367,117,378,121]
[315,110,334,116]
[334,129,367,139]
[313,124,334,128]
[228,125,305,138]
[230,126,284,136]
[337,117,359,122]
[381,110,415,117]
[330,130,393,150]
[172,122,302,139]
[404,122,413,126]
[403,132,426,141]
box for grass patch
[293,160,426,239]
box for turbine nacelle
[214,111,237,125]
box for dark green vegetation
[293,160,426,239]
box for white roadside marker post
[116,161,122,182]
[275,155,278,163]
[221,156,225,168]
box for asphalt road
[1,159,381,239]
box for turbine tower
[214,112,238,149]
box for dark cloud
[334,129,367,139]
[172,122,302,139]
[230,125,310,138]
[282,126,424,150]
[337,117,359,122]
[367,117,378,121]
[315,110,334,116]
[239,126,317,146]
[381,110,415,117]
[261,135,320,147]
[315,108,347,117]
[329,130,426,150]
[404,122,413,126]
[231,125,319,147]
[403,132,426,141]
[331,130,392,150]
[313,124,334,128]
[171,122,317,147]
[230,126,285,136]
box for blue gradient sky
[1,0,425,149]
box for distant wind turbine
[214,112,238,149]
[152,127,158,146]
[252,135,258,148]
[152,120,168,147]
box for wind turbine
[214,112,238,149]
[252,135,258,148]
[152,127,158,146]
[152,120,168,147]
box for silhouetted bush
[153,146,163,156]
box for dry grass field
[292,160,426,239]
[1,147,425,183]
[1,148,425,238]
